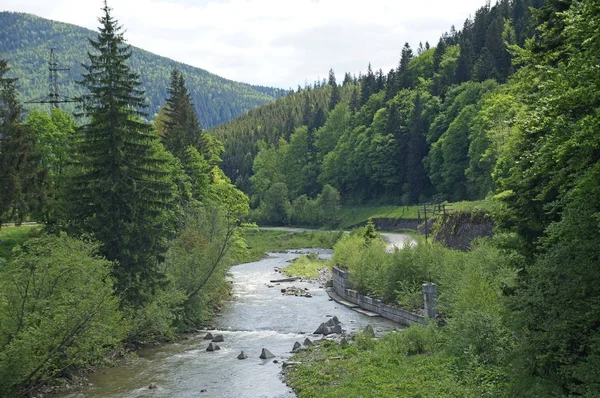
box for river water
[58,249,399,398]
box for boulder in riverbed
[211,334,224,343]
[259,348,275,359]
[203,333,214,340]
[303,338,313,346]
[292,341,301,352]
[313,322,325,334]
[149,383,157,389]
[206,343,220,351]
[237,351,248,359]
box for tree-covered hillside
[212,0,545,217]
[0,11,287,128]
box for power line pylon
[26,48,78,108]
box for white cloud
[2,0,485,88]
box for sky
[2,0,486,89]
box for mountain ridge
[0,11,287,128]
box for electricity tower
[26,48,78,108]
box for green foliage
[492,3,600,393]
[25,108,78,228]
[331,232,387,295]
[0,12,285,129]
[282,253,329,279]
[0,234,124,395]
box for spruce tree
[327,69,340,111]
[432,38,447,73]
[161,68,213,162]
[0,61,46,227]
[396,43,414,91]
[360,63,377,106]
[71,2,175,306]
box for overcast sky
[2,0,486,88]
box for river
[58,249,400,398]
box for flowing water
[58,249,400,398]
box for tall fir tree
[396,43,414,91]
[161,68,204,160]
[0,61,46,227]
[327,68,340,111]
[360,63,377,106]
[70,2,175,306]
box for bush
[331,231,388,295]
[0,234,125,395]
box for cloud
[3,0,486,88]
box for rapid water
[58,249,399,397]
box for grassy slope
[337,200,495,229]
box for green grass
[282,253,330,279]
[0,225,40,260]
[238,229,344,263]
[284,328,487,398]
[337,200,494,229]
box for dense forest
[0,11,287,128]
[211,0,547,224]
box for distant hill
[0,12,287,128]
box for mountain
[0,11,287,128]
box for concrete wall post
[422,282,438,318]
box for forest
[1,0,600,396]
[211,0,547,225]
[0,11,286,128]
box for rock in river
[206,343,221,352]
[211,334,224,343]
[259,348,275,359]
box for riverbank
[283,229,520,397]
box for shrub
[0,234,125,395]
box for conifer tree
[396,43,414,91]
[327,69,340,111]
[0,61,46,227]
[70,2,175,306]
[433,38,447,73]
[349,86,361,113]
[360,63,377,106]
[162,68,205,160]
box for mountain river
[57,249,400,398]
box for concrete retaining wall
[332,266,428,326]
